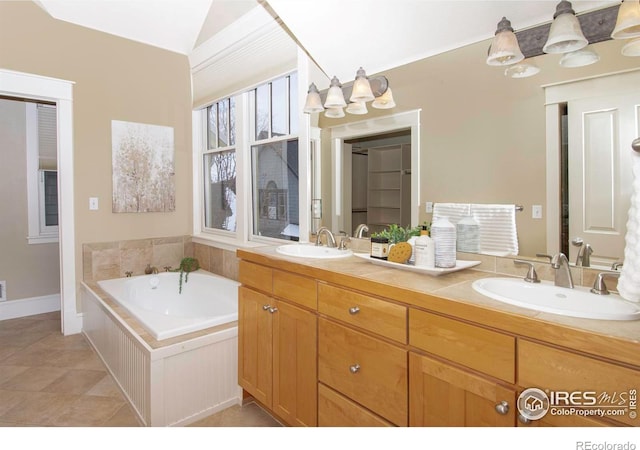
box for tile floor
[0,311,280,427]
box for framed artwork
[111,120,175,213]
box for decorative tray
[353,253,481,276]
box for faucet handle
[611,262,623,271]
[164,265,172,272]
[591,271,621,295]
[339,235,351,250]
[514,260,540,283]
[536,253,553,263]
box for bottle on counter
[456,215,480,253]
[414,235,435,268]
[431,216,456,268]
[370,236,389,260]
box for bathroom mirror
[314,36,639,267]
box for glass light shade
[543,7,588,54]
[303,83,324,114]
[346,101,368,115]
[371,87,396,109]
[504,59,541,78]
[324,76,347,108]
[324,107,345,118]
[486,17,524,66]
[349,67,375,103]
[559,47,599,67]
[611,0,640,39]
[622,37,640,56]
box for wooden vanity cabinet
[238,263,318,427]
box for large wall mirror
[314,37,639,268]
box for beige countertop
[238,246,640,367]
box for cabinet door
[409,352,516,427]
[272,300,318,426]
[238,286,273,406]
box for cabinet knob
[349,363,361,374]
[518,413,532,425]
[349,306,360,315]
[269,307,278,314]
[494,400,510,415]
[262,304,271,311]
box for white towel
[618,151,640,302]
[470,204,519,256]
[432,202,519,256]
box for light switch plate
[89,197,99,211]
[532,205,543,219]
[425,201,433,213]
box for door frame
[0,69,80,334]
[544,68,640,257]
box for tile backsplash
[83,236,240,282]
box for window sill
[28,235,59,245]
[191,233,268,252]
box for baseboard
[0,293,61,321]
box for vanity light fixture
[543,1,588,54]
[486,17,524,66]
[622,37,640,55]
[504,59,541,78]
[611,0,640,39]
[303,67,396,117]
[559,46,600,67]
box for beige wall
[0,2,193,300]
[0,98,61,300]
[319,38,639,257]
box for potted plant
[175,257,199,293]
[372,224,422,244]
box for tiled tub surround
[81,237,244,427]
[82,236,240,282]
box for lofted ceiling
[35,0,619,81]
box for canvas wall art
[112,120,175,213]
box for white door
[568,91,640,267]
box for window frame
[193,70,309,249]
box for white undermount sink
[276,244,353,259]
[472,277,640,321]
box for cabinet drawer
[273,270,317,310]
[409,309,515,383]
[318,318,408,426]
[518,340,638,427]
[239,260,272,294]
[318,383,393,427]
[318,283,407,343]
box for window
[203,98,236,232]
[26,103,59,244]
[250,74,299,241]
[198,72,300,243]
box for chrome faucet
[315,226,337,248]
[550,253,574,289]
[576,243,593,267]
[354,223,369,238]
[591,271,621,295]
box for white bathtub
[98,271,239,340]
[82,270,242,426]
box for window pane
[204,150,236,232]
[229,97,236,146]
[207,105,217,150]
[43,171,58,226]
[271,77,287,137]
[289,73,298,135]
[251,139,299,241]
[255,84,269,140]
[218,100,229,148]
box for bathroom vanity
[236,246,640,427]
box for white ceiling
[35,0,619,81]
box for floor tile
[0,365,30,385]
[188,403,282,427]
[29,333,89,351]
[101,403,141,427]
[0,346,21,362]
[1,347,54,367]
[42,369,106,395]
[0,389,30,417]
[49,395,125,426]
[86,374,125,399]
[0,366,68,391]
[0,391,79,425]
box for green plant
[372,224,421,244]
[175,257,200,294]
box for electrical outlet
[312,199,322,219]
[425,201,433,213]
[89,197,99,211]
[0,280,6,302]
[532,205,543,219]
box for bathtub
[81,270,242,426]
[97,271,239,340]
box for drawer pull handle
[349,364,361,374]
[349,306,360,315]
[262,305,271,311]
[494,400,509,415]
[269,307,278,314]
[518,413,531,425]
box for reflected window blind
[37,104,57,168]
